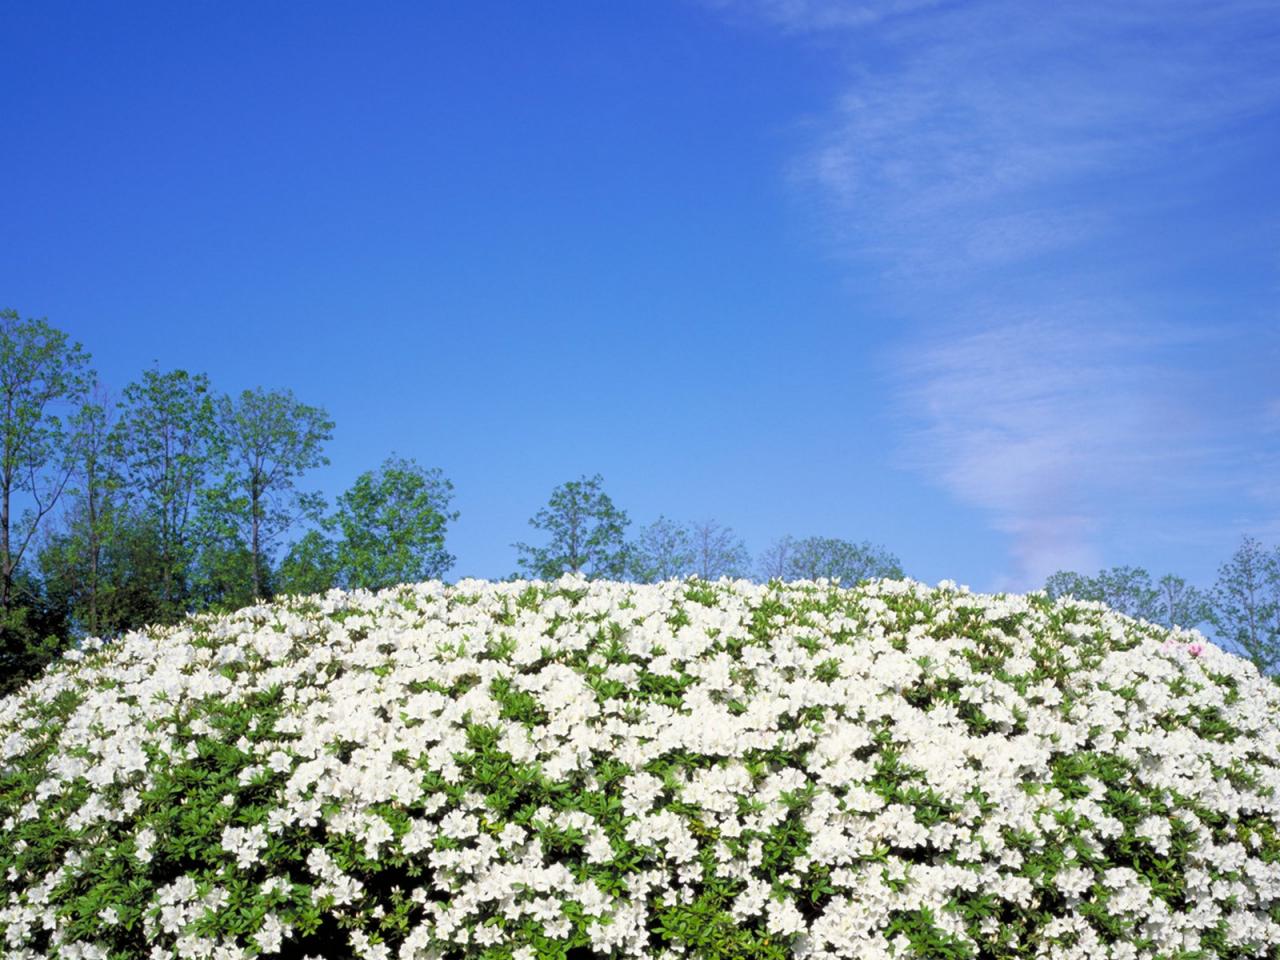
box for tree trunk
[1,388,11,615]
[87,468,99,635]
[251,475,262,600]
[569,511,580,574]
[161,428,174,612]
[1,478,10,615]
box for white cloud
[794,2,1280,269]
[706,0,946,33]
[1264,398,1280,431]
[721,0,1280,584]
[890,316,1215,585]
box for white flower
[255,913,289,954]
[2,578,1277,959]
[1136,815,1172,855]
[135,827,156,864]
[220,824,268,870]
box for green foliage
[0,309,94,615]
[688,519,751,580]
[0,564,72,697]
[2,579,1278,957]
[1044,565,1161,621]
[35,390,178,639]
[38,506,168,639]
[515,473,631,579]
[188,533,260,614]
[1045,566,1211,629]
[213,387,334,600]
[50,394,123,637]
[115,368,224,620]
[629,515,695,582]
[1042,569,1098,604]
[320,455,458,591]
[1210,535,1280,676]
[1155,572,1211,629]
[631,517,751,582]
[275,529,339,597]
[765,534,903,584]
[0,309,94,687]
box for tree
[784,536,902,584]
[66,392,115,635]
[276,529,339,597]
[186,484,256,614]
[34,385,139,637]
[1210,536,1279,676]
[1155,573,1209,629]
[330,455,457,591]
[757,536,795,582]
[213,388,333,600]
[0,561,72,697]
[1043,570,1097,603]
[40,505,167,639]
[514,474,629,580]
[689,519,750,580]
[0,310,93,618]
[629,516,695,582]
[1044,566,1161,621]
[1092,566,1160,620]
[115,368,223,619]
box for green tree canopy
[33,387,161,638]
[629,516,695,583]
[115,368,223,619]
[780,535,903,584]
[515,473,629,580]
[275,529,340,598]
[329,455,457,591]
[212,387,333,600]
[58,392,120,636]
[1154,573,1210,629]
[689,519,751,580]
[1043,566,1163,622]
[0,310,93,690]
[0,561,71,697]
[0,309,94,616]
[40,505,167,639]
[1210,536,1279,676]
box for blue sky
[2,0,1277,591]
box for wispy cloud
[789,0,1280,275]
[707,0,946,33]
[721,0,1280,584]
[1263,396,1280,426]
[890,316,1218,585]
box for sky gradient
[2,0,1277,592]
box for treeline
[1040,536,1280,678]
[0,311,904,694]
[509,473,902,585]
[1,309,1276,693]
[0,310,463,694]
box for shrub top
[2,577,1279,960]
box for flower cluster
[1,576,1278,959]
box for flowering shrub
[2,576,1279,960]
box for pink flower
[1187,642,1204,658]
